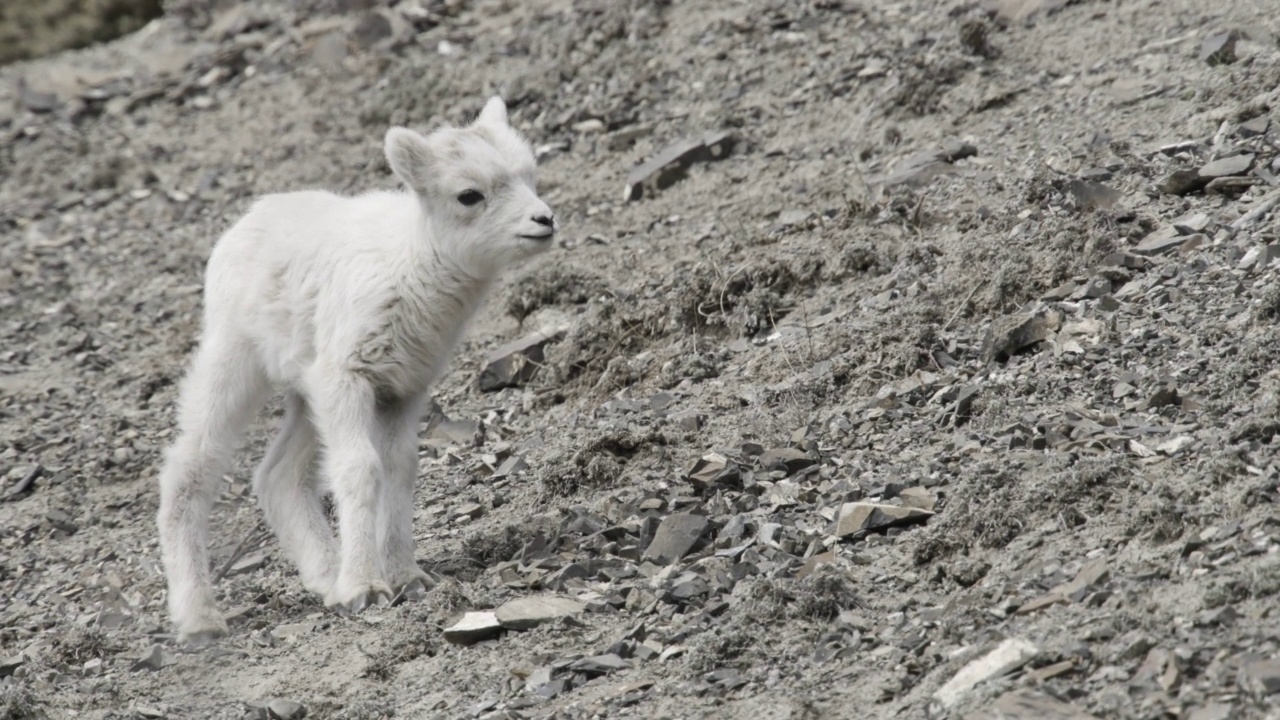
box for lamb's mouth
[519,232,554,241]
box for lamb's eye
[457,190,485,207]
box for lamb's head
[384,96,555,276]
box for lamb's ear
[385,127,434,194]
[476,96,508,126]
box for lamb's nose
[533,214,555,228]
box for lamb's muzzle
[155,94,556,644]
[522,212,557,240]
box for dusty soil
[3,0,1280,718]
[0,0,164,66]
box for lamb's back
[202,188,422,383]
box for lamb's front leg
[310,368,393,613]
[377,393,431,601]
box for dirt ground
[0,0,164,65]
[3,0,1280,718]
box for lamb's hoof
[390,567,434,605]
[301,574,336,599]
[325,583,393,616]
[394,577,430,605]
[177,618,229,648]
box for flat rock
[351,10,410,50]
[686,453,741,491]
[1200,30,1241,65]
[96,610,129,629]
[1079,277,1111,298]
[310,32,348,70]
[572,119,606,133]
[1101,252,1148,270]
[534,678,568,699]
[611,679,655,701]
[543,562,589,590]
[427,417,480,446]
[1234,245,1280,272]
[1064,179,1120,210]
[2,465,41,502]
[981,306,1063,362]
[666,576,709,603]
[831,502,933,537]
[643,513,709,565]
[524,666,554,692]
[1018,558,1109,613]
[0,655,22,677]
[1199,153,1254,179]
[1238,117,1270,138]
[271,622,315,641]
[205,4,269,40]
[1059,558,1109,599]
[1159,168,1206,195]
[658,645,686,662]
[227,551,268,576]
[20,86,60,116]
[757,447,815,474]
[608,125,651,151]
[935,638,1040,708]
[1205,176,1258,194]
[131,644,176,672]
[1134,647,1179,691]
[706,667,747,688]
[443,611,502,645]
[495,595,585,630]
[1111,76,1165,107]
[1187,703,1234,720]
[1134,226,1184,256]
[477,328,566,392]
[1154,139,1202,156]
[965,690,1100,719]
[1240,658,1280,696]
[1028,660,1075,682]
[774,209,815,228]
[1016,592,1066,615]
[795,550,836,579]
[1178,232,1205,252]
[624,131,736,202]
[1157,435,1194,455]
[877,140,978,187]
[570,653,631,675]
[493,454,527,478]
[1173,212,1211,234]
[898,487,937,511]
[45,507,77,534]
[1254,245,1280,272]
[267,699,307,720]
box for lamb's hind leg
[252,392,337,597]
[377,393,431,601]
[158,338,268,644]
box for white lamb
[156,96,556,643]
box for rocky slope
[3,0,1280,718]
